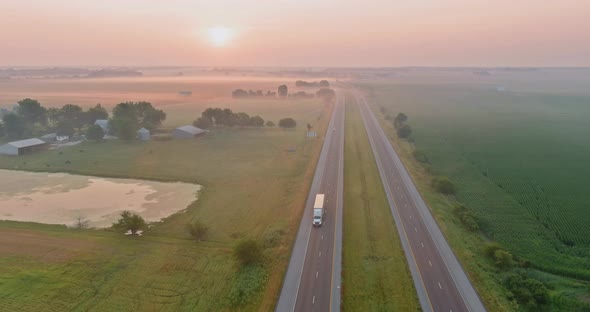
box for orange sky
[1,0,589,67]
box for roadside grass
[341,94,419,311]
[358,78,590,311]
[0,98,331,311]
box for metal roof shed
[0,138,48,156]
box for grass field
[341,94,419,311]
[357,69,590,310]
[0,80,332,311]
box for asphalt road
[356,93,486,312]
[276,94,344,312]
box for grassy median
[342,94,419,311]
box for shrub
[265,120,275,127]
[494,249,514,269]
[396,124,412,139]
[431,176,456,195]
[413,150,429,163]
[234,239,263,266]
[187,220,209,241]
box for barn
[172,125,208,139]
[0,138,48,156]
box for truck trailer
[313,194,325,226]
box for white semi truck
[313,194,325,226]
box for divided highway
[276,94,344,312]
[356,93,486,312]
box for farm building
[172,125,208,139]
[137,128,150,141]
[40,133,57,142]
[0,138,48,156]
[94,119,110,134]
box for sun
[206,26,234,46]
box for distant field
[357,69,590,309]
[342,95,419,311]
[0,78,331,311]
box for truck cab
[313,194,325,226]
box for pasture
[0,75,331,311]
[358,68,590,310]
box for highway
[356,93,486,312]
[276,93,344,312]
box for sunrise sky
[1,0,589,67]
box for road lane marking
[313,296,315,304]
[421,242,424,248]
[429,260,433,267]
[319,251,322,257]
[414,227,418,232]
[438,282,443,289]
[321,234,324,240]
[316,271,319,279]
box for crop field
[0,76,331,311]
[342,95,419,311]
[357,68,590,308]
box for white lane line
[429,260,433,267]
[421,242,424,248]
[313,295,316,304]
[438,282,443,289]
[319,251,322,257]
[410,215,412,219]
[321,234,324,240]
[316,271,319,279]
[414,227,418,232]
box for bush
[187,220,209,241]
[265,120,275,127]
[234,239,263,266]
[193,117,212,129]
[494,249,514,269]
[504,272,549,310]
[453,204,479,232]
[431,176,456,195]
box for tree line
[232,83,335,102]
[295,80,330,88]
[193,107,296,129]
[0,98,166,142]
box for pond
[0,169,201,228]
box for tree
[234,112,251,127]
[17,98,47,126]
[265,120,275,127]
[393,112,408,128]
[110,102,138,140]
[233,239,263,265]
[187,220,209,241]
[249,115,265,127]
[453,204,479,232]
[86,104,109,124]
[316,88,336,102]
[278,118,296,128]
[396,124,412,139]
[232,89,249,98]
[193,116,213,129]
[278,85,288,97]
[319,80,330,87]
[60,104,85,130]
[0,122,4,137]
[134,101,166,130]
[56,120,75,137]
[504,272,549,309]
[431,176,456,195]
[86,124,105,141]
[2,113,26,139]
[306,123,313,131]
[113,210,146,235]
[74,216,90,229]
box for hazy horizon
[1,0,589,67]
